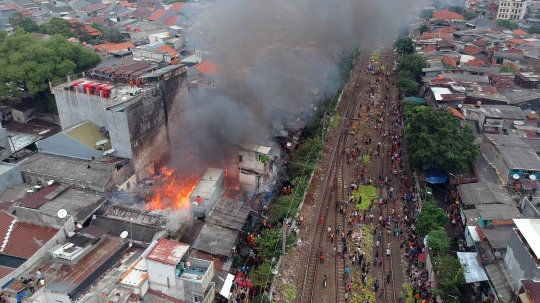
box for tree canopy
[434,254,466,301]
[419,9,433,18]
[415,202,448,237]
[404,106,479,173]
[0,30,101,98]
[399,54,429,80]
[394,36,414,54]
[463,11,479,20]
[254,226,296,259]
[497,19,518,30]
[397,70,419,96]
[9,12,39,33]
[500,64,518,73]
[448,6,463,15]
[427,229,451,253]
[418,24,430,34]
[529,25,540,34]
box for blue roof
[404,97,427,105]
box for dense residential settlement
[3,0,540,302]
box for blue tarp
[425,167,448,184]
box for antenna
[120,231,128,242]
[58,209,68,219]
[47,180,55,186]
[103,148,116,156]
[95,139,109,146]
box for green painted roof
[63,120,112,151]
[404,97,427,104]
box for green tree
[418,24,430,34]
[102,26,125,43]
[463,11,479,20]
[427,229,451,253]
[251,295,271,303]
[89,22,104,33]
[399,54,429,79]
[394,36,414,54]
[249,260,275,287]
[434,254,466,301]
[39,17,73,37]
[254,226,296,258]
[500,65,517,73]
[0,31,101,98]
[9,12,38,32]
[289,137,324,179]
[415,202,448,237]
[405,106,479,174]
[536,14,540,19]
[448,6,463,15]
[419,9,433,18]
[397,70,420,96]
[0,30,7,44]
[497,19,518,30]
[529,25,540,34]
[433,0,443,10]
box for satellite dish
[103,148,116,156]
[120,231,128,239]
[27,189,34,193]
[57,209,68,218]
[457,104,463,108]
[96,139,109,145]
[514,121,525,126]
[513,174,520,180]
[286,142,292,147]
[47,180,55,185]
[531,175,537,180]
[34,185,42,189]
[68,231,76,237]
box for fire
[145,167,200,211]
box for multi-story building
[51,64,189,181]
[497,0,526,20]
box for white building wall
[146,259,186,301]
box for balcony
[176,258,215,294]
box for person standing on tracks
[374,279,379,292]
[328,226,332,237]
[387,271,392,284]
[322,275,327,287]
[398,291,404,301]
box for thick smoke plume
[170,0,418,167]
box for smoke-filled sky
[170,0,420,168]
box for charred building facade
[51,64,189,181]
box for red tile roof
[0,201,14,212]
[474,39,487,47]
[119,1,137,7]
[169,2,185,11]
[422,45,437,52]
[2,4,20,10]
[67,19,101,37]
[163,15,179,26]
[2,222,58,259]
[508,38,527,45]
[16,184,60,209]
[0,210,16,246]
[193,60,222,74]
[437,27,456,34]
[79,3,108,12]
[0,266,14,279]
[461,45,483,55]
[433,10,465,21]
[146,8,168,21]
[94,41,135,53]
[157,44,179,57]
[445,106,465,119]
[442,56,458,68]
[85,17,107,24]
[422,32,454,39]
[465,58,486,67]
[513,29,528,35]
[147,239,189,265]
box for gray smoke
[170,0,418,166]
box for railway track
[300,50,370,303]
[376,51,400,303]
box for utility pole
[281,219,287,274]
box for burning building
[189,168,225,221]
[51,64,189,181]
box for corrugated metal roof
[63,120,112,150]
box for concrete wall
[521,197,540,219]
[0,163,23,193]
[13,207,73,228]
[105,110,133,160]
[0,216,74,288]
[12,108,35,123]
[504,230,540,288]
[21,170,106,194]
[480,138,510,182]
[146,259,186,301]
[52,88,110,129]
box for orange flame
[145,167,200,211]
